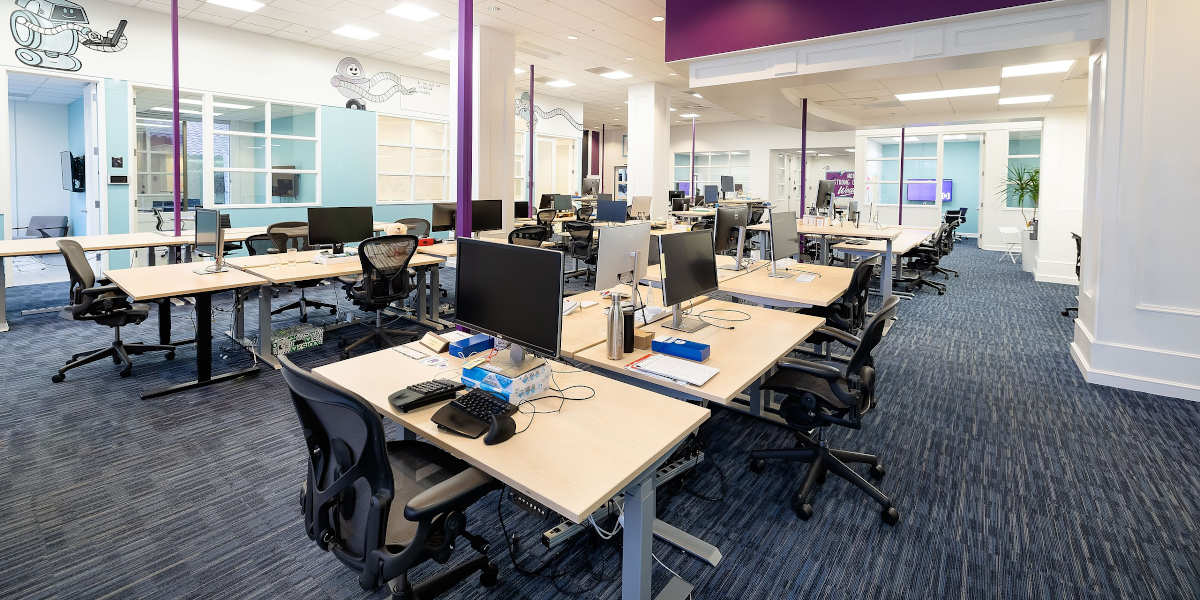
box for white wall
[9,101,71,227]
[669,119,853,200]
[600,124,626,195]
[1035,109,1086,284]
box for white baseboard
[1071,323,1200,402]
[1035,272,1079,285]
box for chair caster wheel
[51,373,65,383]
[165,351,175,360]
[112,354,122,364]
[816,469,826,484]
[748,458,765,473]
[479,561,499,587]
[869,463,886,481]
[937,290,945,295]
[341,350,350,360]
[881,506,900,525]
[120,367,132,378]
[792,497,814,520]
[328,308,336,315]
[299,316,308,323]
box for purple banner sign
[665,0,1053,62]
[825,171,854,198]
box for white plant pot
[1021,229,1038,273]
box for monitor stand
[717,227,747,271]
[192,262,228,275]
[482,344,545,378]
[661,303,707,333]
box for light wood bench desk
[559,286,710,359]
[748,220,903,297]
[314,345,710,600]
[717,262,854,308]
[641,256,767,287]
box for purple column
[897,126,905,225]
[455,0,473,237]
[689,117,696,200]
[799,98,807,215]
[170,0,181,236]
[527,64,534,217]
[600,123,606,194]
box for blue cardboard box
[449,333,494,358]
[651,336,711,362]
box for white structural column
[450,26,516,231]
[626,83,672,220]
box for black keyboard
[431,388,518,439]
[389,379,465,413]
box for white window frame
[1004,129,1042,210]
[516,128,580,198]
[673,150,750,193]
[376,112,449,204]
[206,94,321,208]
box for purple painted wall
[664,0,1054,62]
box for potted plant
[1001,165,1040,239]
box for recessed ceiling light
[668,72,679,76]
[333,25,378,40]
[669,108,677,112]
[817,153,832,157]
[206,0,263,12]
[679,113,699,118]
[423,48,454,60]
[386,2,438,21]
[895,86,999,101]
[547,79,575,88]
[138,117,172,123]
[624,57,634,61]
[151,106,221,116]
[514,67,524,75]
[1002,60,1073,78]
[845,148,855,152]
[566,35,578,40]
[651,16,664,22]
[602,70,632,80]
[691,92,702,98]
[998,94,1053,105]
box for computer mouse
[484,414,517,445]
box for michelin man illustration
[10,0,128,72]
[330,57,437,110]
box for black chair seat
[382,441,474,548]
[762,361,854,411]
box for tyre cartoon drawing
[10,0,128,72]
[330,57,433,110]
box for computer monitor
[539,194,555,210]
[308,206,374,254]
[553,194,574,211]
[703,185,719,205]
[658,229,718,333]
[676,182,691,196]
[596,199,628,223]
[471,199,503,233]
[714,205,750,269]
[595,222,650,292]
[767,210,800,277]
[734,183,743,194]
[582,179,599,196]
[720,175,734,194]
[431,203,456,232]
[630,195,652,219]
[815,180,835,211]
[193,208,227,274]
[454,238,564,376]
[514,200,530,219]
[596,193,613,203]
[669,191,686,212]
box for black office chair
[749,296,901,525]
[51,240,176,382]
[898,223,949,295]
[535,208,558,229]
[561,221,597,284]
[801,257,876,354]
[690,220,712,232]
[1062,232,1081,317]
[267,221,337,322]
[508,225,550,247]
[575,205,594,221]
[244,232,289,256]
[396,218,431,238]
[278,355,500,600]
[340,235,420,359]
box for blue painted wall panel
[104,79,131,268]
[67,98,86,235]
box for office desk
[560,287,710,359]
[670,210,716,221]
[574,299,824,412]
[831,227,932,257]
[225,250,448,366]
[0,231,196,333]
[104,262,267,398]
[717,263,854,308]
[748,221,902,298]
[641,256,767,286]
[416,241,458,258]
[314,346,710,600]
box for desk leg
[233,289,245,341]
[428,264,447,326]
[168,246,179,265]
[142,291,260,399]
[622,473,654,600]
[880,239,894,298]
[148,246,156,267]
[820,235,830,265]
[257,285,278,368]
[0,257,8,333]
[415,267,428,324]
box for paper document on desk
[794,272,817,283]
[626,353,719,386]
[441,330,472,343]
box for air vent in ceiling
[534,76,553,84]
[586,66,614,75]
[517,42,562,60]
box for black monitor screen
[714,206,749,254]
[553,195,574,211]
[597,199,627,223]
[455,238,563,358]
[703,185,719,205]
[308,207,374,246]
[816,180,835,209]
[514,201,530,219]
[194,208,220,257]
[720,175,734,193]
[472,199,503,232]
[659,230,718,307]
[539,194,555,209]
[431,203,456,232]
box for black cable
[495,489,574,578]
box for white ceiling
[7,72,89,104]
[111,0,743,129]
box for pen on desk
[625,353,652,369]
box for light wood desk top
[649,224,692,237]
[574,300,824,405]
[642,256,767,285]
[670,210,716,219]
[105,261,268,301]
[748,220,902,240]
[559,286,710,359]
[0,231,191,257]
[226,250,444,285]
[416,241,458,258]
[718,262,854,307]
[832,227,933,256]
[313,346,710,523]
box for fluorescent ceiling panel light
[895,86,999,101]
[845,148,855,152]
[624,57,634,61]
[386,2,438,21]
[601,70,632,80]
[669,108,676,112]
[890,136,920,143]
[333,25,378,40]
[998,94,1053,105]
[679,113,699,118]
[424,48,454,60]
[137,117,172,123]
[651,16,664,22]
[691,92,702,98]
[206,0,263,12]
[546,79,575,88]
[566,35,578,40]
[817,153,832,157]
[514,67,524,74]
[1002,60,1073,78]
[150,106,204,115]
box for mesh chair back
[576,205,593,220]
[561,221,594,260]
[152,208,167,231]
[847,295,898,377]
[690,220,712,231]
[845,257,876,330]
[536,209,557,227]
[57,239,98,316]
[278,355,393,564]
[749,207,765,225]
[268,221,310,250]
[357,235,419,303]
[509,225,549,247]
[245,232,289,256]
[397,218,431,238]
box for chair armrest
[776,357,842,380]
[814,325,860,350]
[403,467,495,522]
[81,284,125,297]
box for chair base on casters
[339,310,415,359]
[749,430,898,525]
[53,330,175,382]
[1062,306,1078,317]
[388,530,499,600]
[272,290,337,323]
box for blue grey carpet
[0,240,1196,599]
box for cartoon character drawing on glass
[10,0,128,71]
[330,57,436,110]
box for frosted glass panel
[378,146,410,174]
[379,117,411,145]
[413,120,445,147]
[674,153,690,167]
[414,176,446,201]
[378,175,411,202]
[413,148,444,174]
